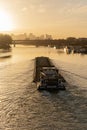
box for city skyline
[0,0,87,38]
[11,33,53,40]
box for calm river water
[0,45,87,130]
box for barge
[34,57,66,90]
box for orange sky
[0,0,87,38]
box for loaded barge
[34,57,66,90]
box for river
[0,45,87,130]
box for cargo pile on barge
[33,57,66,90]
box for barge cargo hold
[34,57,66,90]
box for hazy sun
[0,10,13,31]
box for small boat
[64,46,71,54]
[53,46,56,49]
[0,49,12,58]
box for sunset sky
[0,0,87,38]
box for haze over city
[0,0,87,38]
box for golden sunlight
[0,10,13,31]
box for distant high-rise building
[28,33,36,40]
[39,35,45,40]
[45,34,52,40]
